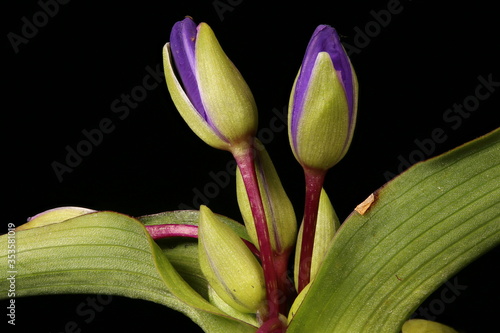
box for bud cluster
[163,16,358,332]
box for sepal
[17,206,96,231]
[198,205,266,313]
[402,319,459,333]
[294,188,339,290]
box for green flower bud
[17,206,96,231]
[402,319,458,333]
[236,139,297,254]
[198,205,266,313]
[294,188,339,290]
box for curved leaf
[0,211,256,333]
[287,129,500,332]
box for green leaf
[287,129,500,333]
[0,211,256,333]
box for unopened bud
[17,206,96,231]
[402,319,458,333]
[198,205,266,313]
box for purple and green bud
[163,17,258,151]
[288,24,358,171]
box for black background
[3,0,499,332]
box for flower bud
[294,188,339,290]
[236,139,297,254]
[402,319,458,333]
[288,25,358,170]
[198,205,266,313]
[17,206,96,231]
[163,17,258,151]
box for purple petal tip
[169,17,207,119]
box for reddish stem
[233,146,281,323]
[242,239,261,258]
[297,168,326,293]
[274,249,296,315]
[145,224,260,257]
[145,224,198,239]
[256,316,285,333]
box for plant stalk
[233,144,281,324]
[145,224,198,239]
[145,224,260,256]
[297,168,326,292]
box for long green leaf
[287,129,500,332]
[0,211,256,333]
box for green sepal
[195,23,258,146]
[16,206,95,231]
[208,285,260,327]
[294,188,339,290]
[198,205,266,314]
[163,43,230,151]
[402,319,458,333]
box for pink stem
[242,239,261,258]
[145,224,261,257]
[145,224,198,239]
[256,316,285,333]
[297,168,326,293]
[233,146,280,323]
